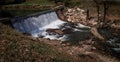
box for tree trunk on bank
[97,5,100,21]
[86,9,89,21]
[91,27,105,41]
[93,0,101,21]
[103,0,107,21]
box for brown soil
[34,37,120,62]
[55,6,120,62]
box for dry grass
[0,23,73,62]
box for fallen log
[91,27,105,41]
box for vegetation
[21,0,54,5]
[0,22,73,62]
[0,0,55,16]
[3,10,49,16]
[0,0,120,62]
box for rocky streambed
[57,7,120,59]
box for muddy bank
[30,36,120,62]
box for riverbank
[1,21,120,62]
[0,22,75,62]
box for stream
[11,10,91,41]
[11,10,120,56]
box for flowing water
[11,10,120,54]
[11,10,91,41]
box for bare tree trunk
[93,0,100,21]
[103,0,107,21]
[97,5,100,21]
[86,9,89,21]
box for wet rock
[23,33,31,36]
[46,26,73,36]
[62,28,73,34]
[38,35,44,38]
[46,29,64,35]
[92,47,96,50]
[111,48,120,53]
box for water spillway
[11,10,66,37]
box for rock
[55,29,64,35]
[31,37,37,41]
[23,33,31,36]
[82,45,92,52]
[65,43,71,46]
[46,29,64,35]
[76,8,81,11]
[84,39,93,45]
[68,9,72,12]
[64,7,87,24]
[92,47,96,50]
[111,24,120,29]
[61,43,66,47]
[88,20,98,27]
[84,51,93,55]
[38,35,44,38]
[62,28,73,34]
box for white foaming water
[12,11,66,40]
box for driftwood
[91,27,105,40]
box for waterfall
[11,11,66,37]
[11,10,120,55]
[11,10,91,41]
